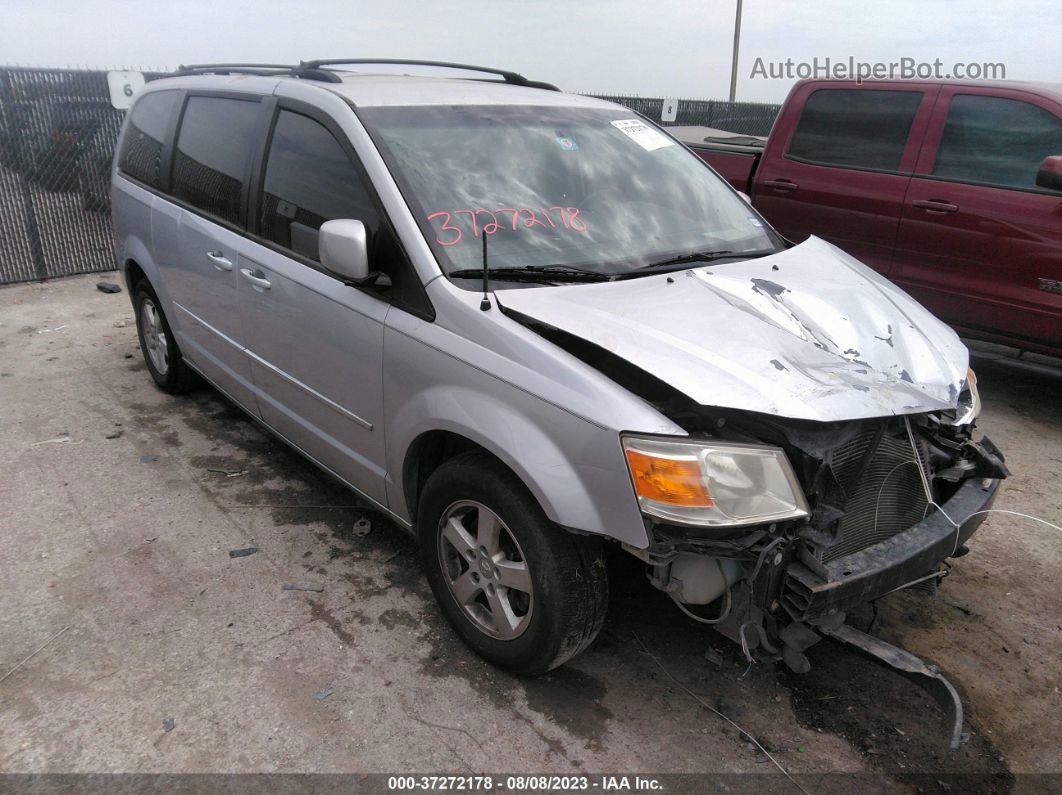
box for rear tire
[133,282,200,394]
[417,451,608,675]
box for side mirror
[319,219,370,282]
[737,191,752,204]
[1035,156,1062,192]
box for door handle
[206,250,233,271]
[762,178,798,192]
[240,268,272,290]
[912,199,959,214]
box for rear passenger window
[788,89,923,171]
[933,95,1062,190]
[259,109,378,261]
[118,90,180,189]
[171,96,259,225]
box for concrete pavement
[1,274,1058,788]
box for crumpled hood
[496,236,969,422]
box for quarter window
[788,89,923,171]
[259,109,378,261]
[932,95,1062,190]
[171,96,259,225]
[118,90,180,189]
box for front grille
[820,425,930,562]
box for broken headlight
[944,368,982,426]
[622,435,809,527]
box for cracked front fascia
[495,236,969,423]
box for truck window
[118,90,180,189]
[259,109,378,261]
[932,95,1062,191]
[171,96,260,225]
[787,89,923,171]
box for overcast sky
[2,0,1058,103]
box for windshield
[357,105,782,280]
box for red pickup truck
[682,79,1062,357]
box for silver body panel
[112,72,971,551]
[156,202,261,411]
[237,237,390,506]
[496,236,970,422]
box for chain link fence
[0,67,167,285]
[589,94,780,136]
[0,66,781,286]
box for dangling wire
[905,416,934,504]
[956,509,1060,532]
[873,459,929,536]
[928,503,1061,556]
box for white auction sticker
[610,119,674,151]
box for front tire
[417,452,608,675]
[134,282,199,394]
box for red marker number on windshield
[428,206,587,245]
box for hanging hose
[668,586,732,625]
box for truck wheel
[417,451,608,675]
[134,283,199,394]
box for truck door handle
[912,199,959,214]
[240,268,272,290]
[206,250,233,271]
[763,179,798,192]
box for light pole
[729,0,743,102]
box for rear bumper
[783,476,1000,620]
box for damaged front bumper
[783,475,999,621]
[635,418,1004,748]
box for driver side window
[260,109,379,261]
[258,108,432,317]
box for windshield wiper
[634,249,777,271]
[449,265,612,283]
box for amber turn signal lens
[624,449,713,507]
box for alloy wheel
[140,298,169,376]
[437,500,534,640]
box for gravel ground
[0,274,1059,791]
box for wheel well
[125,259,146,295]
[403,431,508,524]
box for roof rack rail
[297,59,560,91]
[174,63,342,83]
[177,63,294,73]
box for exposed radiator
[820,425,931,562]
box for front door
[893,88,1062,351]
[236,106,391,506]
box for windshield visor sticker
[427,207,587,246]
[610,119,675,151]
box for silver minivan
[112,61,1006,690]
